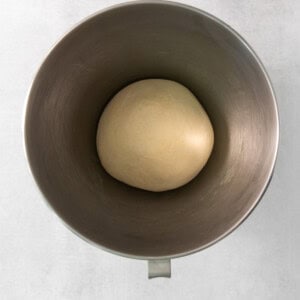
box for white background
[1,0,299,299]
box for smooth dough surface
[96,79,214,192]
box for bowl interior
[25,2,278,258]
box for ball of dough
[96,79,214,192]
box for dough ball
[96,79,214,192]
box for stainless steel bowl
[24,1,279,278]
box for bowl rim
[23,0,279,261]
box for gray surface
[0,0,299,299]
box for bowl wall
[25,2,278,258]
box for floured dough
[96,79,214,192]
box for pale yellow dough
[96,79,214,192]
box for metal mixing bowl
[24,1,279,277]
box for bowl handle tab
[148,259,171,279]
